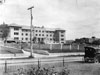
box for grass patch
[0,46,23,54]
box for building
[0,28,3,38]
[7,23,66,44]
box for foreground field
[1,61,100,75]
[0,57,100,75]
[41,62,100,75]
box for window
[42,31,44,33]
[14,32,19,35]
[14,28,19,30]
[38,38,40,42]
[61,35,64,37]
[61,42,64,43]
[61,38,64,41]
[26,38,28,40]
[0,30,2,32]
[22,29,25,32]
[36,30,38,32]
[22,33,23,35]
[35,34,38,36]
[39,30,41,32]
[26,33,28,36]
[46,34,48,36]
[22,29,28,32]
[42,34,44,36]
[61,32,64,33]
[39,34,41,36]
[50,34,52,37]
[50,38,52,40]
[14,37,19,40]
[22,38,23,40]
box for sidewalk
[0,52,84,59]
[49,52,84,57]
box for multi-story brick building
[7,23,66,44]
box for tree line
[0,23,9,42]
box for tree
[92,39,100,45]
[74,38,89,44]
[32,37,37,43]
[0,23,9,42]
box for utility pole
[28,6,34,58]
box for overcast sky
[0,0,100,40]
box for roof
[8,23,65,32]
[9,23,22,28]
[22,26,30,30]
[45,28,65,32]
[45,28,55,31]
[9,23,32,30]
[55,28,65,32]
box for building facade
[7,23,66,44]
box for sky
[0,0,100,40]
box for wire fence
[0,58,70,75]
[1,58,98,75]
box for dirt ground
[41,62,100,75]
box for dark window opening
[14,32,19,35]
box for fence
[4,43,85,53]
[1,57,97,75]
[0,58,68,75]
[26,43,85,52]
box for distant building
[89,36,99,43]
[0,28,3,38]
[7,23,66,44]
[65,40,74,45]
[53,28,66,44]
[0,26,4,45]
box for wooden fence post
[61,43,63,50]
[63,57,65,67]
[50,44,52,50]
[38,59,41,69]
[77,44,79,50]
[4,60,7,73]
[70,44,72,50]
